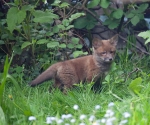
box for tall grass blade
[0,106,6,125]
[0,55,12,106]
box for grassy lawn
[1,52,150,125]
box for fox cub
[29,35,118,92]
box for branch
[84,8,102,25]
[2,0,10,8]
[119,35,150,56]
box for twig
[84,8,102,25]
[2,0,10,8]
[119,34,150,56]
[125,68,140,82]
[72,33,91,54]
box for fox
[29,34,118,92]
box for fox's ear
[92,37,103,49]
[109,34,118,46]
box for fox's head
[92,34,118,63]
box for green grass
[1,53,150,125]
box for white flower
[46,116,56,124]
[46,119,52,124]
[61,114,72,119]
[28,116,36,121]
[57,119,64,124]
[92,121,100,125]
[66,114,72,119]
[79,123,86,125]
[46,116,56,121]
[108,102,115,107]
[105,109,114,117]
[73,104,79,110]
[65,123,70,125]
[106,117,116,125]
[80,114,86,120]
[95,105,101,110]
[123,112,131,118]
[101,118,106,123]
[70,119,76,123]
[89,115,95,122]
[119,119,128,125]
[106,121,113,125]
[61,114,66,119]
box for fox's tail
[29,64,58,87]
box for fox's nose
[109,58,112,61]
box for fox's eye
[110,51,114,53]
[101,52,106,55]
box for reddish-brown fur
[29,35,118,92]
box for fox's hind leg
[49,70,77,93]
[49,78,64,92]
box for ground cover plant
[1,52,150,125]
[1,0,150,125]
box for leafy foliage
[138,30,150,44]
[7,7,26,33]
[129,77,142,94]
[125,3,148,26]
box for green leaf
[138,30,150,44]
[113,9,123,19]
[126,12,134,18]
[57,24,65,30]
[12,46,22,55]
[17,9,26,24]
[53,25,59,33]
[137,3,148,13]
[22,5,34,11]
[7,7,26,33]
[72,37,79,44]
[103,19,111,25]
[7,7,18,33]
[67,43,74,49]
[86,20,97,29]
[74,13,97,30]
[105,74,110,82]
[46,32,54,36]
[138,31,150,39]
[0,40,4,44]
[33,10,58,23]
[145,37,150,44]
[59,43,66,48]
[36,39,49,44]
[74,17,87,29]
[131,15,140,26]
[66,25,74,30]
[69,13,85,22]
[87,0,100,8]
[62,19,69,27]
[73,51,86,58]
[100,0,110,8]
[129,77,142,94]
[76,44,82,49]
[47,42,59,48]
[21,42,32,49]
[60,2,69,8]
[137,13,144,20]
[108,21,119,29]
